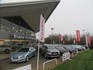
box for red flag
[87,36,91,46]
[59,35,63,41]
[76,30,80,42]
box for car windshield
[47,45,56,49]
[59,46,65,49]
[18,48,29,52]
[63,45,72,49]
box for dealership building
[0,0,60,45]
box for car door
[0,45,5,52]
[0,46,2,52]
[41,45,47,55]
[28,47,35,58]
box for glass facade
[0,18,34,36]
[0,18,35,45]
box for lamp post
[85,28,90,47]
[87,28,89,35]
[82,30,85,36]
[51,28,54,44]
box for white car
[0,45,11,54]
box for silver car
[0,45,11,54]
[41,44,60,58]
[10,47,36,62]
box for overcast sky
[1,0,93,37]
[45,0,93,37]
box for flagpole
[37,41,40,70]
[37,15,45,70]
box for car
[0,45,11,54]
[81,45,89,49]
[11,43,25,51]
[36,44,43,53]
[40,44,60,58]
[10,47,36,62]
[62,45,77,54]
[68,45,81,51]
[72,45,84,51]
[53,44,69,56]
[79,45,86,50]
[11,45,23,51]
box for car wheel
[33,53,36,57]
[4,49,10,54]
[45,54,47,59]
[40,51,43,55]
[25,56,29,62]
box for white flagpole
[37,15,45,70]
[86,35,89,47]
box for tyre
[40,51,43,55]
[4,49,10,54]
[33,53,36,57]
[44,54,48,59]
[25,56,29,62]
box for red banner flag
[87,36,91,46]
[59,34,63,41]
[76,30,80,42]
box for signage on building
[12,35,34,40]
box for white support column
[0,18,2,30]
[86,35,88,47]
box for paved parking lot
[0,54,49,70]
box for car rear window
[18,48,29,52]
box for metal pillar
[0,18,2,30]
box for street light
[51,28,54,44]
[87,28,89,35]
[51,28,54,36]
[82,29,85,36]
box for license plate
[53,53,57,55]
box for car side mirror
[45,47,48,49]
[29,50,31,52]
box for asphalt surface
[0,54,49,70]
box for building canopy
[0,0,60,32]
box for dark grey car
[62,45,77,54]
[54,44,69,56]
[40,44,60,58]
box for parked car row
[39,44,88,58]
[0,44,88,63]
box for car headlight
[20,55,25,58]
[47,51,51,54]
[58,51,60,54]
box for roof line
[0,0,60,7]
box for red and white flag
[39,15,45,42]
[76,30,80,42]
